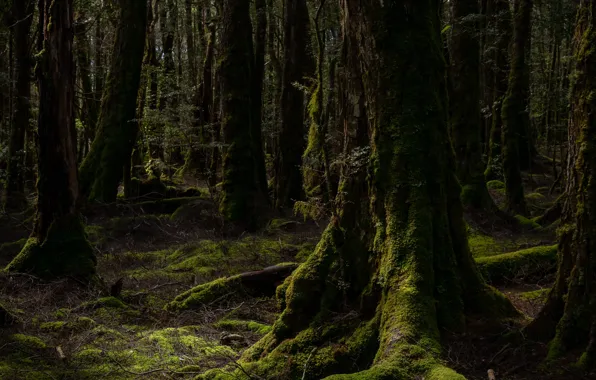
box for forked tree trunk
[525,1,596,368]
[206,1,517,379]
[6,0,95,280]
[501,0,532,214]
[449,0,494,209]
[79,0,147,202]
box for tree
[219,0,266,229]
[274,0,315,209]
[449,0,494,209]
[79,0,148,202]
[484,0,512,181]
[6,0,95,280]
[207,1,516,378]
[4,0,34,209]
[525,0,596,367]
[501,0,532,214]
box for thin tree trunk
[4,0,34,209]
[501,0,531,214]
[274,0,315,209]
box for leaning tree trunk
[501,0,532,214]
[274,0,315,209]
[525,1,596,368]
[79,0,147,202]
[449,0,494,209]
[204,1,517,378]
[219,0,267,229]
[4,0,34,209]
[484,0,512,181]
[6,0,95,280]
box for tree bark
[274,0,315,209]
[79,0,148,202]
[4,0,34,209]
[501,0,531,214]
[219,0,267,229]
[6,0,95,280]
[449,0,493,209]
[484,0,512,181]
[208,1,517,378]
[525,1,596,368]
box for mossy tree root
[5,215,96,280]
[167,263,299,311]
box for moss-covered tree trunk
[449,0,494,209]
[6,0,95,280]
[204,1,517,378]
[219,0,266,229]
[79,0,147,202]
[274,0,315,209]
[484,0,512,181]
[525,1,596,368]
[501,0,532,214]
[4,0,34,209]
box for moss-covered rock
[515,214,542,230]
[486,180,505,190]
[475,245,557,284]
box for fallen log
[166,262,299,311]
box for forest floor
[0,161,591,380]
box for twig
[302,348,317,380]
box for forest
[0,0,594,379]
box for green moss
[39,321,67,331]
[11,334,47,349]
[215,319,272,335]
[515,214,542,229]
[468,234,499,258]
[486,180,505,190]
[526,192,545,200]
[518,288,550,302]
[76,296,128,311]
[475,245,558,284]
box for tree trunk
[79,0,148,202]
[252,0,269,199]
[213,1,517,378]
[484,0,512,181]
[501,0,531,214]
[184,0,197,90]
[219,0,267,229]
[4,0,34,209]
[449,0,493,209]
[74,13,98,162]
[274,0,315,209]
[525,1,596,368]
[6,0,95,280]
